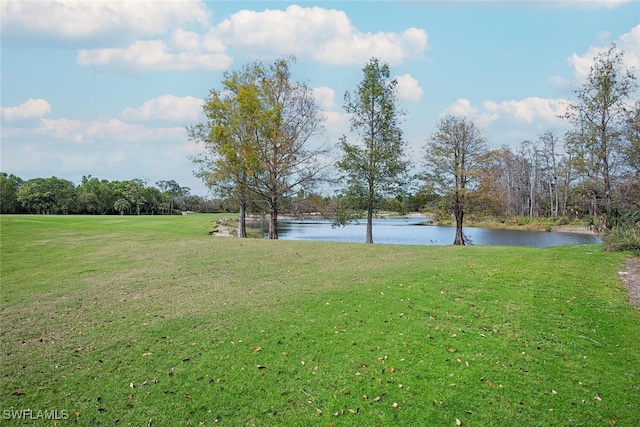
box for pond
[249,217,601,247]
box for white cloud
[441,98,498,128]
[77,37,233,72]
[120,95,203,123]
[567,24,640,82]
[1,98,51,121]
[310,86,351,139]
[312,87,337,111]
[618,24,640,70]
[444,98,476,117]
[313,27,428,66]
[1,0,210,42]
[442,97,569,128]
[395,74,424,101]
[34,117,186,144]
[484,97,570,123]
[10,3,427,72]
[214,5,428,66]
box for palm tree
[113,198,130,215]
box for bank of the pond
[424,216,597,235]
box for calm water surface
[252,218,601,247]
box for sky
[1,0,639,197]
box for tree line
[190,46,639,244]
[0,172,416,217]
[0,175,209,215]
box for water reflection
[249,218,601,247]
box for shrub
[602,225,640,254]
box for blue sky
[1,0,639,197]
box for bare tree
[250,56,329,239]
[539,131,561,217]
[425,115,488,245]
[564,44,638,222]
[623,100,640,177]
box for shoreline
[549,225,598,235]
[212,215,598,237]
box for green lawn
[1,214,638,426]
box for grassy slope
[0,214,638,426]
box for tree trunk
[453,209,465,246]
[268,196,278,239]
[602,156,612,223]
[553,176,560,217]
[453,193,465,246]
[238,202,247,238]
[549,180,558,218]
[365,182,374,244]
[365,206,373,244]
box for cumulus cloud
[483,98,569,123]
[395,74,424,101]
[444,98,476,117]
[77,36,233,72]
[441,98,498,128]
[120,95,204,123]
[442,97,569,128]
[214,5,428,66]
[1,0,210,42]
[563,24,640,82]
[312,87,337,110]
[1,98,51,121]
[617,24,640,69]
[7,3,427,72]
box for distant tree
[336,58,409,243]
[51,177,77,214]
[519,139,542,218]
[425,115,488,245]
[78,175,117,214]
[179,195,206,213]
[141,186,163,215]
[78,192,99,214]
[122,179,146,215]
[623,100,640,177]
[0,173,24,213]
[539,131,562,217]
[16,177,76,214]
[564,44,638,223]
[113,198,130,215]
[156,180,190,214]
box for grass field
[1,214,638,426]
